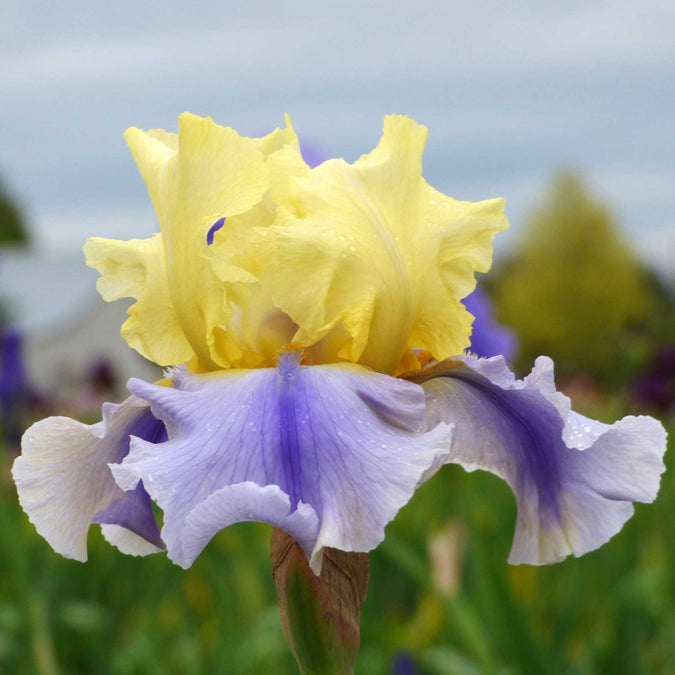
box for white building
[1,249,161,398]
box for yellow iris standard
[85,113,508,375]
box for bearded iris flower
[12,114,666,576]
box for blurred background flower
[464,285,518,362]
[0,328,30,449]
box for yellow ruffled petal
[265,118,311,205]
[124,128,177,229]
[84,234,194,366]
[91,113,508,374]
[411,184,507,358]
[205,119,311,364]
[269,115,509,374]
[255,114,301,158]
[123,114,269,368]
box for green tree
[494,171,654,387]
[0,175,29,246]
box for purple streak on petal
[206,217,226,245]
[13,396,166,560]
[103,401,168,463]
[446,368,563,519]
[278,354,302,508]
[419,354,667,564]
[90,405,165,547]
[92,481,164,549]
[463,286,518,362]
[114,356,453,571]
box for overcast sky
[2,0,674,281]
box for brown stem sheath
[270,528,369,675]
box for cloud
[2,1,674,99]
[26,205,157,253]
[1,0,673,278]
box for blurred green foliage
[493,172,671,387]
[0,176,29,247]
[0,169,672,672]
[0,174,30,326]
[1,410,672,674]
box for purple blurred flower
[88,357,118,395]
[0,329,27,405]
[299,138,325,169]
[392,651,417,675]
[631,345,675,415]
[463,285,518,362]
[0,328,30,446]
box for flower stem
[270,528,369,675]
